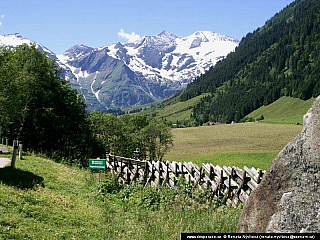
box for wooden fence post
[223,168,233,204]
[158,163,163,185]
[218,169,224,197]
[19,142,23,160]
[126,167,131,184]
[257,169,263,184]
[174,162,178,185]
[11,145,19,169]
[235,170,247,201]
[209,165,214,180]
[165,162,169,185]
[131,162,139,182]
[143,162,149,185]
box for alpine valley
[0,31,238,111]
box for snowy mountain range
[0,31,239,110]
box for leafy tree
[89,112,173,161]
[140,119,173,161]
[0,44,94,165]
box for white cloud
[0,14,4,26]
[118,29,141,43]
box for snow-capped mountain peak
[1,31,239,110]
[102,30,239,85]
[156,30,178,40]
[0,33,33,47]
[6,33,25,39]
[63,44,94,61]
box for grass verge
[0,152,242,239]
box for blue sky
[0,0,295,54]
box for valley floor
[165,122,302,170]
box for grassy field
[0,150,241,239]
[164,122,302,170]
[137,93,209,124]
[156,94,209,123]
[246,96,314,124]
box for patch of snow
[91,71,101,103]
[106,44,119,59]
[68,65,90,82]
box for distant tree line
[90,112,172,161]
[180,0,320,125]
[0,44,172,166]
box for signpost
[89,159,106,182]
[89,159,106,170]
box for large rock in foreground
[237,97,320,233]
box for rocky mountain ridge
[0,31,239,111]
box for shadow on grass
[0,167,44,190]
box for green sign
[89,159,106,170]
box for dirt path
[0,157,11,168]
[0,145,8,153]
[0,146,10,168]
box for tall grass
[0,153,241,239]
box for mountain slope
[57,30,238,110]
[246,97,315,124]
[172,0,320,125]
[0,31,238,110]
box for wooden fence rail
[99,154,265,206]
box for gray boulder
[237,96,320,233]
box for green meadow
[246,96,314,125]
[165,122,302,170]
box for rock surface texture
[237,96,320,233]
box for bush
[98,174,123,194]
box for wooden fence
[101,154,265,206]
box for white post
[19,143,23,160]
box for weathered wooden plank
[167,162,175,174]
[233,167,245,180]
[239,190,249,203]
[189,162,200,172]
[131,165,140,182]
[202,163,210,173]
[257,169,264,184]
[223,166,232,175]
[103,154,264,205]
[247,179,258,191]
[202,174,218,192]
[223,176,239,189]
[213,165,223,179]
[109,154,147,166]
[244,166,258,182]
[183,162,195,176]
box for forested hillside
[179,0,320,124]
